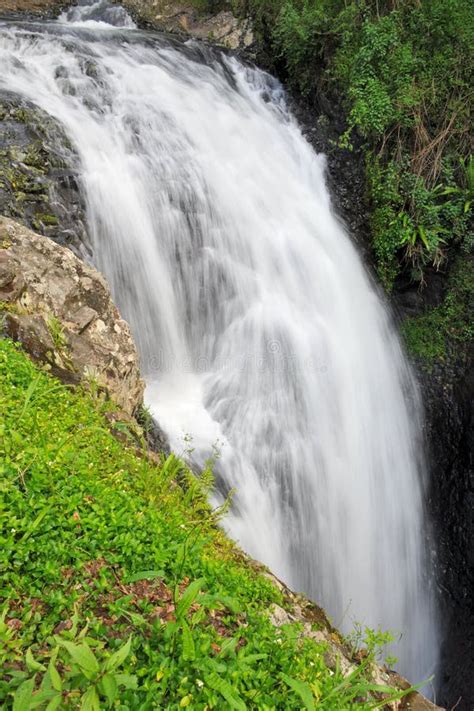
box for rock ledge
[0,216,144,414]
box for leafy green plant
[228,0,473,294]
[46,316,75,371]
[0,338,420,708]
[7,626,136,710]
[401,256,474,363]
[46,316,68,352]
[346,623,398,667]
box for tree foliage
[198,0,473,295]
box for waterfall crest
[0,1,437,683]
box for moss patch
[401,256,474,363]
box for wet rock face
[0,95,89,257]
[117,0,254,50]
[0,216,144,415]
[289,99,371,266]
[0,0,72,18]
[420,352,474,709]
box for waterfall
[0,1,438,685]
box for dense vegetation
[198,0,473,360]
[0,338,411,709]
[401,256,473,361]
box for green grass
[0,338,410,709]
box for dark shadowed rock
[0,95,88,256]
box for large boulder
[117,0,254,50]
[0,216,144,415]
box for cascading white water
[0,0,438,685]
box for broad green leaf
[58,640,99,675]
[117,608,149,627]
[176,578,205,619]
[237,653,267,666]
[174,543,186,569]
[201,593,241,614]
[70,604,80,637]
[356,682,394,694]
[215,595,241,613]
[218,637,239,658]
[81,686,100,711]
[28,689,59,709]
[204,672,246,710]
[202,658,227,673]
[104,636,132,672]
[100,674,118,705]
[440,186,458,195]
[48,660,62,692]
[418,225,429,249]
[45,695,63,711]
[18,374,42,419]
[124,570,164,583]
[13,678,35,711]
[26,648,46,673]
[4,671,28,681]
[280,673,315,711]
[114,673,138,690]
[181,620,195,661]
[20,507,51,542]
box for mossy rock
[401,255,474,365]
[0,94,87,253]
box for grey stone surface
[0,216,144,414]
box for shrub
[223,0,473,294]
